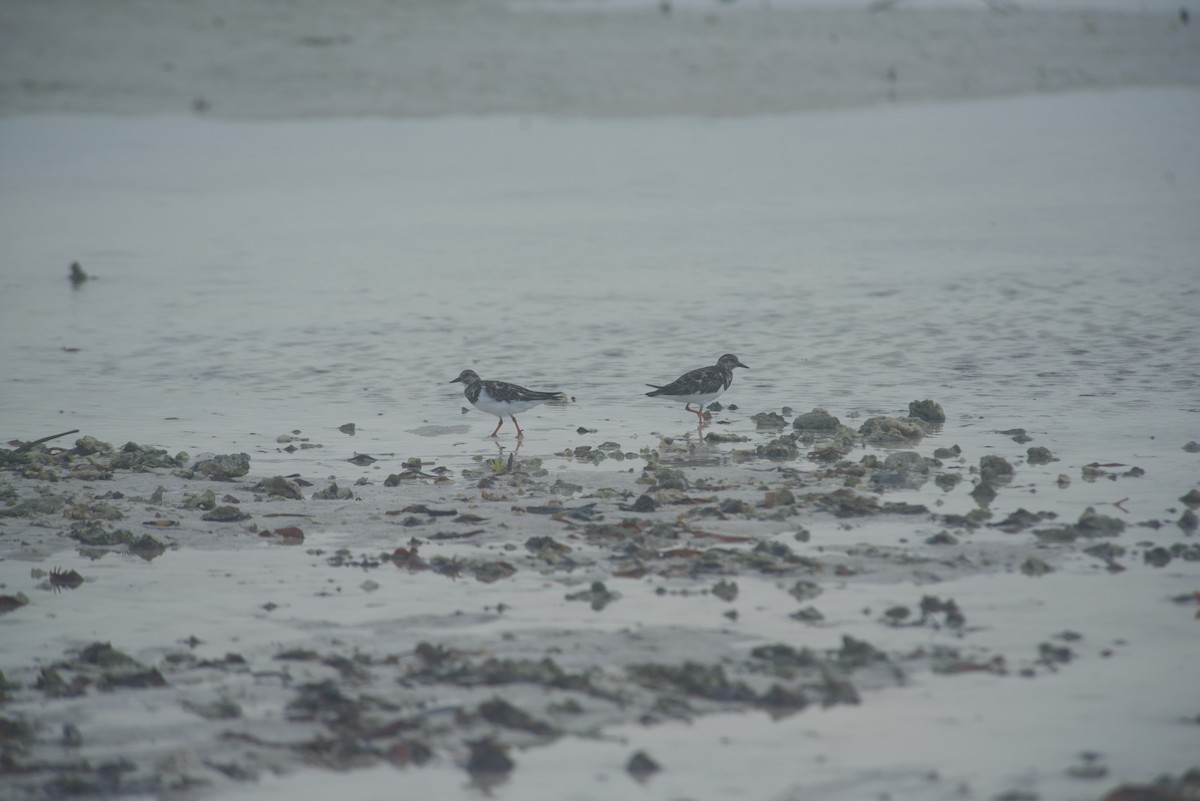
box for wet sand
[1,407,1199,799]
[2,0,1197,119]
[2,1,1200,799]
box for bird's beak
[737,361,749,369]
[449,377,462,384]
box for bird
[450,369,565,438]
[645,354,749,425]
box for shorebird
[645,354,749,425]
[450,369,565,438]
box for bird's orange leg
[490,417,505,437]
[511,416,525,438]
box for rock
[69,521,132,546]
[758,435,800,460]
[933,444,961,459]
[711,580,738,602]
[465,738,514,775]
[872,450,934,491]
[627,661,756,703]
[652,467,688,491]
[272,527,305,543]
[990,508,1056,533]
[62,723,83,746]
[934,473,961,492]
[919,596,965,628]
[182,698,243,720]
[1179,509,1198,533]
[907,399,945,423]
[128,534,166,559]
[0,496,66,518]
[883,451,931,473]
[859,416,925,444]
[835,635,886,669]
[752,411,787,429]
[719,498,750,515]
[1076,506,1125,537]
[789,606,824,622]
[312,482,354,500]
[111,442,186,471]
[1000,427,1033,444]
[101,668,167,690]
[705,431,749,443]
[873,455,936,494]
[788,580,822,602]
[183,489,218,511]
[792,408,841,432]
[971,481,997,507]
[1020,556,1054,576]
[565,581,618,611]
[0,593,30,614]
[73,436,114,456]
[478,698,556,736]
[626,751,661,779]
[763,488,795,507]
[78,642,136,668]
[1100,784,1191,801]
[1143,547,1171,567]
[472,561,517,584]
[524,536,572,564]
[254,476,304,500]
[631,494,658,512]
[1032,506,1125,543]
[1183,441,1200,453]
[193,453,251,481]
[1027,446,1055,465]
[979,455,1014,483]
[202,506,251,522]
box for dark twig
[14,429,80,453]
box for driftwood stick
[14,429,80,453]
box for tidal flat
[2,1,1199,798]
[1,391,1198,801]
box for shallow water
[1,89,1198,485]
[2,87,1200,801]
[9,541,1196,801]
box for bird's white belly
[472,394,543,417]
[654,387,726,406]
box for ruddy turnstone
[645,354,749,424]
[450,369,565,438]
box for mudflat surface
[1,2,1199,800]
[1,0,1197,119]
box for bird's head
[717,354,749,370]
